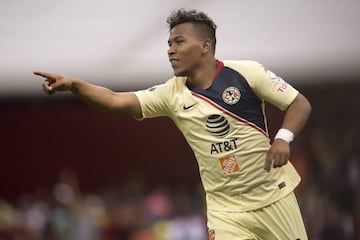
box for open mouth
[169,59,179,67]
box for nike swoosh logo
[183,103,197,110]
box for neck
[187,58,217,89]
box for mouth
[169,58,179,68]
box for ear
[202,39,212,53]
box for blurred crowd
[292,124,360,240]
[0,169,207,240]
[0,129,359,240]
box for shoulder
[223,60,264,74]
[136,76,186,98]
[222,60,267,87]
[161,76,187,93]
[165,76,186,85]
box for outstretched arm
[34,71,142,119]
[264,93,312,171]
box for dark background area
[1,98,198,201]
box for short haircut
[167,9,217,53]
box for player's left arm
[264,92,312,171]
[238,61,312,171]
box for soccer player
[34,9,311,240]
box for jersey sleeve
[133,79,174,120]
[242,61,299,111]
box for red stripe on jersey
[186,60,224,87]
[192,92,269,138]
[214,59,224,79]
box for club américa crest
[222,86,241,105]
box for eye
[168,37,185,47]
[175,39,184,44]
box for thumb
[48,76,71,92]
[48,80,59,90]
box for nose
[168,45,175,57]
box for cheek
[184,46,202,62]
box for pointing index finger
[33,71,57,79]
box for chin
[173,69,188,77]
[174,72,184,77]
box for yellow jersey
[134,60,300,212]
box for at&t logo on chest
[222,86,241,105]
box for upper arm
[244,62,299,111]
[287,92,312,115]
[132,82,173,120]
[111,92,142,119]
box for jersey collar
[185,59,224,88]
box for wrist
[274,128,294,143]
[69,78,82,93]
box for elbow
[303,94,312,116]
[297,93,312,119]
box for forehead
[169,22,197,39]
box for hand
[33,71,75,95]
[264,139,290,172]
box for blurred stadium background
[1,0,360,239]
